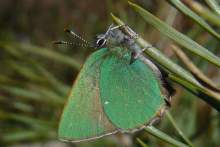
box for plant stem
[166,111,194,147]
[145,126,188,147]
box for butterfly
[54,24,173,142]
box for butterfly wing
[100,48,165,130]
[58,48,117,142]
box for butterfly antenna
[52,40,73,45]
[64,28,91,45]
[52,40,89,47]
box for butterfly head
[95,34,107,48]
[94,24,119,48]
[53,24,127,49]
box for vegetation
[0,0,220,146]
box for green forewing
[58,48,117,141]
[100,47,165,130]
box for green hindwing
[58,48,118,142]
[100,47,165,130]
[59,46,166,141]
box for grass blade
[171,45,219,92]
[182,0,220,27]
[2,130,41,142]
[205,0,220,16]
[0,85,64,105]
[34,63,70,96]
[145,126,188,147]
[169,74,220,112]
[167,0,220,40]
[136,138,149,147]
[166,111,194,147]
[128,1,220,68]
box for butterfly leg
[107,24,127,34]
[110,24,139,40]
[130,46,152,64]
[109,24,125,31]
[119,25,139,40]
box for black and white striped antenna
[53,28,93,48]
[53,24,122,48]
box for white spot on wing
[104,101,109,105]
[138,100,142,103]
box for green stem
[136,138,149,147]
[182,0,220,27]
[205,0,220,16]
[166,111,194,147]
[167,0,220,40]
[145,126,188,147]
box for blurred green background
[0,0,220,147]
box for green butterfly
[55,24,173,142]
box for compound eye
[96,38,106,47]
